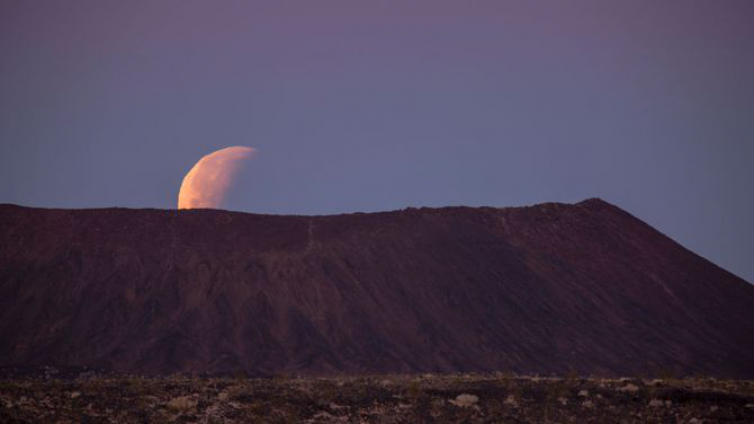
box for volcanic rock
[0,199,752,377]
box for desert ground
[1,369,753,423]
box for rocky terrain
[1,199,753,377]
[1,372,753,423]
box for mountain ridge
[1,199,753,377]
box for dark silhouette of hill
[1,199,752,377]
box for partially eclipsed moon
[177,146,257,209]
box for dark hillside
[1,199,752,377]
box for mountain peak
[1,202,752,377]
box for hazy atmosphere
[1,1,753,282]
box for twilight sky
[1,1,753,283]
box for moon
[177,146,257,209]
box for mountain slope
[1,199,752,377]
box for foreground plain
[1,372,753,423]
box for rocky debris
[167,395,197,411]
[449,393,478,407]
[504,394,518,407]
[0,374,752,423]
[649,399,666,407]
[617,383,640,393]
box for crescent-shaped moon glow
[177,146,257,209]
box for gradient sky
[1,1,753,283]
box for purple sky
[1,1,753,283]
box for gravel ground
[1,371,753,423]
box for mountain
[0,199,752,378]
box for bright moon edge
[177,146,257,210]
